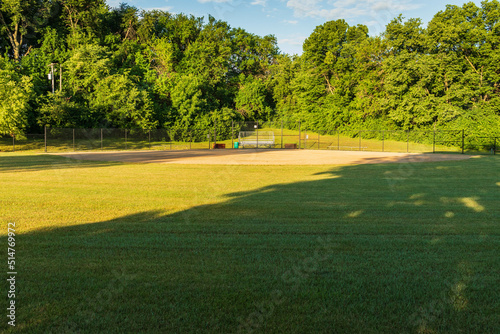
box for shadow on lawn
[2,157,499,333]
[0,154,119,173]
[53,148,277,165]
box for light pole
[48,63,55,94]
[47,63,62,94]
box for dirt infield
[53,149,472,165]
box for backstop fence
[1,121,498,155]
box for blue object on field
[234,142,239,149]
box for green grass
[0,153,499,333]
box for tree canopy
[1,0,499,137]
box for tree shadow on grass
[53,149,281,165]
[2,157,499,333]
[0,154,120,173]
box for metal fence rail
[1,122,498,155]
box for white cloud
[283,19,298,24]
[372,2,391,11]
[286,0,322,17]
[280,38,303,46]
[286,0,420,20]
[198,0,232,3]
[364,19,380,26]
[251,0,267,6]
[279,35,308,46]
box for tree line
[1,0,499,138]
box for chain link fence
[1,123,498,155]
[0,134,45,152]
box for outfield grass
[0,153,499,333]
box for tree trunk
[11,23,22,61]
[0,12,23,61]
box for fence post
[407,130,409,153]
[298,121,301,149]
[461,129,465,154]
[12,134,15,152]
[281,120,283,149]
[337,131,340,150]
[256,120,259,149]
[101,129,103,150]
[318,132,320,150]
[382,130,385,152]
[125,129,127,150]
[231,120,234,149]
[359,131,362,151]
[433,129,436,153]
[73,128,75,151]
[214,119,217,147]
[149,130,151,150]
[44,126,47,153]
[305,130,307,149]
[494,137,497,155]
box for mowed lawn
[0,153,499,333]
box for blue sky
[105,0,482,55]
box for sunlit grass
[0,153,499,333]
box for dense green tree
[296,20,370,130]
[168,73,207,129]
[348,37,387,124]
[271,54,300,119]
[37,91,84,128]
[1,0,499,142]
[58,44,111,127]
[0,57,33,134]
[91,73,155,129]
[235,75,273,120]
[59,0,107,46]
[230,28,278,78]
[385,15,425,54]
[106,3,139,42]
[0,0,54,61]
[182,16,232,86]
[64,43,110,97]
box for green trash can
[234,142,239,149]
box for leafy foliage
[91,73,155,129]
[0,56,33,134]
[0,1,499,138]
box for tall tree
[91,73,156,129]
[235,75,273,120]
[59,0,107,47]
[0,0,53,61]
[0,56,33,134]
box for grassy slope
[0,153,499,333]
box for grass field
[1,153,499,333]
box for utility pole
[50,63,55,94]
[48,63,62,93]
